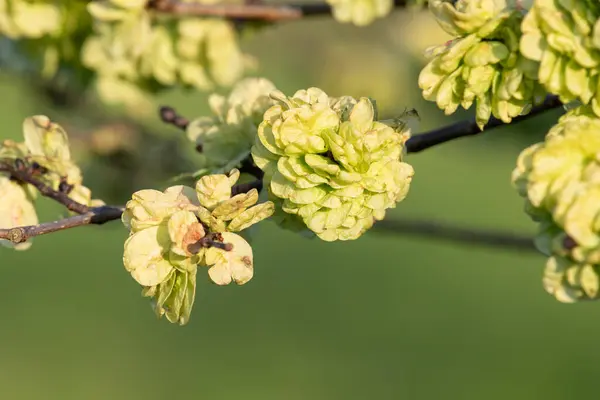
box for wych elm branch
[405,95,563,153]
[0,160,90,214]
[146,0,416,21]
[0,100,556,251]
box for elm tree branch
[147,0,414,21]
[0,178,263,244]
[0,206,125,244]
[0,161,90,214]
[405,95,564,153]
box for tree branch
[0,160,90,214]
[405,95,564,154]
[147,0,412,21]
[372,217,535,252]
[0,205,125,244]
[0,179,263,244]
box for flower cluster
[512,106,600,302]
[83,0,249,109]
[0,116,102,250]
[519,0,600,116]
[185,77,277,176]
[419,0,546,128]
[251,88,415,241]
[122,169,274,325]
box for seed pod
[252,89,414,241]
[420,0,546,128]
[512,105,600,302]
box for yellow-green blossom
[252,88,414,241]
[420,0,545,128]
[512,105,600,302]
[122,169,274,324]
[519,0,600,116]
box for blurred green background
[0,8,593,400]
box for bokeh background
[0,7,592,400]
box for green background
[0,9,593,400]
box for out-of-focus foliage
[0,0,251,113]
[0,0,92,79]
[326,0,393,26]
[83,0,251,110]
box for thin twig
[0,179,263,244]
[159,106,189,131]
[0,161,90,214]
[0,205,125,244]
[373,217,535,252]
[239,158,265,180]
[231,179,263,195]
[148,0,412,21]
[405,95,563,153]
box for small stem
[0,160,90,214]
[0,205,125,244]
[147,0,414,21]
[405,95,563,153]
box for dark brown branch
[231,179,263,196]
[0,178,263,244]
[405,95,563,153]
[0,205,125,244]
[239,158,265,180]
[147,0,412,21]
[373,217,535,252]
[0,160,90,214]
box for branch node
[14,158,26,171]
[7,227,26,244]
